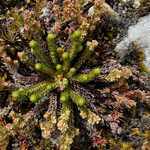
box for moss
[122,143,133,150]
[138,62,149,73]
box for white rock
[115,14,150,70]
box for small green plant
[12,30,101,105]
[11,30,101,149]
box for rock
[115,14,150,71]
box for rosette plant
[12,30,101,105]
[10,30,101,149]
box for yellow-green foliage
[0,1,46,41]
[12,30,100,106]
[10,30,102,149]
